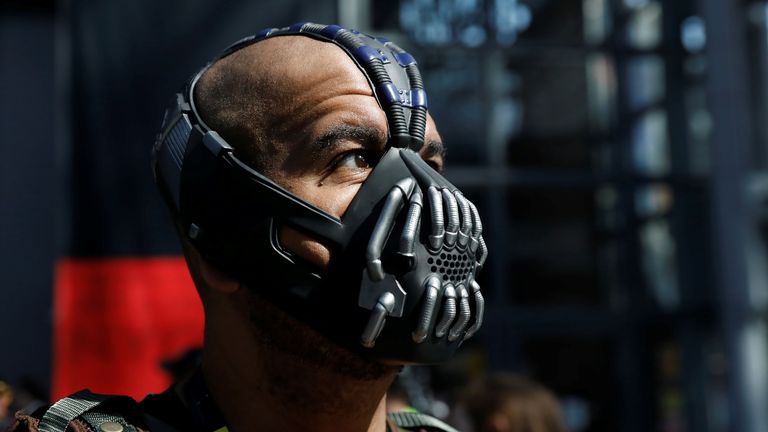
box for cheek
[279,227,332,268]
[278,183,363,268]
[319,184,363,217]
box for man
[8,22,487,432]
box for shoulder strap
[80,411,138,432]
[38,390,140,432]
[38,390,109,432]
[388,411,460,432]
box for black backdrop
[0,1,57,397]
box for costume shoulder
[387,411,461,432]
[3,390,177,432]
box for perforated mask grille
[428,251,475,283]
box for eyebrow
[422,139,446,161]
[309,124,446,168]
[309,124,386,161]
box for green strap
[38,390,144,432]
[81,411,138,432]
[388,411,460,432]
[38,390,111,432]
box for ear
[199,258,240,294]
[186,243,240,294]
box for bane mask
[152,23,488,364]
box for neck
[200,293,399,432]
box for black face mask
[152,23,488,364]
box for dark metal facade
[3,1,768,431]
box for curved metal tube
[464,280,485,339]
[426,186,444,251]
[365,178,414,281]
[434,284,457,338]
[468,200,482,254]
[360,292,396,348]
[448,284,471,341]
[476,236,488,268]
[412,276,440,343]
[454,192,472,250]
[399,187,423,258]
[441,189,459,248]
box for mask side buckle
[358,271,407,348]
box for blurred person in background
[6,22,488,432]
[461,373,566,432]
[0,381,14,430]
[6,379,46,420]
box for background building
[1,0,767,431]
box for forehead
[247,36,369,98]
[196,35,443,169]
[253,36,442,146]
[247,38,378,127]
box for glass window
[624,0,662,50]
[625,55,665,112]
[523,337,619,432]
[505,187,613,305]
[631,108,670,176]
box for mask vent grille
[428,252,474,283]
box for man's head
[152,23,487,366]
[192,35,445,268]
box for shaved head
[193,36,368,176]
[193,40,280,173]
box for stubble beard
[246,289,396,379]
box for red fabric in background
[51,258,204,401]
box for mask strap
[189,23,430,151]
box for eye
[331,149,378,172]
[319,149,380,185]
[336,151,374,170]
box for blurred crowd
[387,370,567,432]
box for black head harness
[152,23,487,364]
